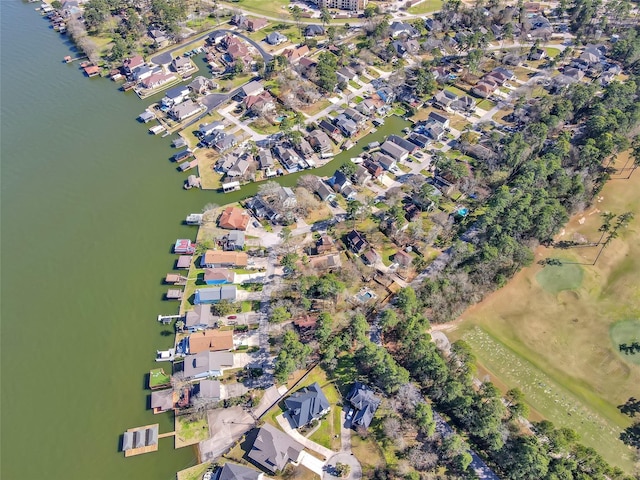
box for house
[389,21,418,38]
[218,207,250,231]
[319,119,339,136]
[227,158,252,178]
[451,95,476,113]
[408,133,430,148]
[174,239,196,254]
[266,32,287,45]
[242,81,264,97]
[342,185,357,201]
[346,382,380,429]
[335,115,358,137]
[189,76,217,95]
[362,249,378,265]
[380,141,408,162]
[394,250,412,267]
[173,150,193,162]
[293,314,318,334]
[215,133,238,152]
[425,122,445,141]
[387,134,419,154]
[344,108,367,126]
[391,40,407,58]
[363,158,383,178]
[529,48,546,61]
[316,235,335,254]
[309,253,342,271]
[150,389,174,414]
[204,268,235,285]
[347,230,367,254]
[274,146,301,172]
[201,250,248,268]
[162,85,190,107]
[472,82,494,98]
[353,165,371,185]
[149,28,169,48]
[372,152,397,171]
[199,121,225,137]
[330,170,352,193]
[427,111,450,129]
[316,181,336,202]
[296,138,315,159]
[123,55,145,75]
[248,424,304,473]
[141,73,176,90]
[336,66,358,84]
[225,231,245,251]
[284,382,331,428]
[171,56,192,74]
[244,91,276,115]
[433,89,457,111]
[183,351,235,378]
[184,305,215,331]
[170,100,201,121]
[257,149,275,170]
[217,463,264,480]
[283,45,310,63]
[197,379,221,401]
[564,67,585,81]
[194,285,238,304]
[187,329,234,354]
[208,30,227,45]
[308,130,333,154]
[133,65,156,81]
[304,25,325,37]
[247,17,268,31]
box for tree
[350,313,369,344]
[51,0,63,9]
[395,287,419,316]
[505,388,529,419]
[281,252,299,271]
[414,402,436,436]
[316,52,338,92]
[270,306,291,323]
[175,319,185,332]
[211,299,239,316]
[364,4,379,18]
[195,239,214,255]
[339,161,357,177]
[290,5,303,37]
[320,7,332,27]
[327,26,337,42]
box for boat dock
[165,289,184,300]
[165,273,187,285]
[122,424,159,457]
[157,314,180,324]
[149,124,166,135]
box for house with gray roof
[170,100,202,121]
[308,130,333,154]
[183,351,235,379]
[151,389,174,414]
[284,382,331,428]
[372,152,397,171]
[184,305,215,332]
[217,462,264,480]
[257,149,275,170]
[248,424,304,473]
[315,181,336,202]
[198,379,221,400]
[380,141,408,162]
[194,285,237,304]
[387,134,419,154]
[304,25,325,37]
[346,382,380,429]
[266,32,287,45]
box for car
[253,221,260,228]
[228,315,237,319]
[346,408,354,420]
[415,152,424,158]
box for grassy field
[545,47,562,58]
[407,0,444,14]
[451,152,640,472]
[610,319,640,365]
[175,414,210,447]
[149,368,171,388]
[177,462,212,480]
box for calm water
[0,3,407,478]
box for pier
[157,314,180,324]
[122,424,159,457]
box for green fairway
[535,262,584,294]
[407,0,444,14]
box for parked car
[228,315,237,319]
[346,408,354,420]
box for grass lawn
[535,262,584,294]
[175,415,210,448]
[444,85,468,97]
[349,80,361,89]
[149,368,171,388]
[353,96,364,104]
[299,99,333,117]
[545,47,562,58]
[330,354,359,396]
[222,0,289,18]
[451,151,640,473]
[391,106,407,116]
[351,434,385,474]
[610,319,640,365]
[476,99,497,111]
[407,0,444,14]
[449,116,472,131]
[380,244,397,267]
[177,463,212,480]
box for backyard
[407,0,444,14]
[175,414,210,447]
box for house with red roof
[218,206,250,231]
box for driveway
[323,452,362,480]
[276,413,336,459]
[299,451,326,476]
[199,406,255,461]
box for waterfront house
[308,130,333,154]
[133,65,156,81]
[217,463,264,480]
[247,424,304,473]
[266,32,287,45]
[174,239,196,254]
[199,121,225,137]
[319,119,339,137]
[83,65,100,77]
[170,100,202,122]
[380,141,408,163]
[347,230,367,254]
[201,250,248,268]
[387,134,419,154]
[363,159,384,178]
[151,389,174,414]
[284,382,330,428]
[353,165,371,185]
[225,231,245,251]
[215,133,238,152]
[257,149,275,170]
[186,329,234,354]
[344,108,367,127]
[346,382,380,429]
[197,379,221,401]
[315,181,336,202]
[329,170,352,194]
[335,115,358,137]
[219,206,250,231]
[204,268,235,285]
[123,55,145,76]
[183,351,235,378]
[162,85,190,107]
[189,76,217,95]
[141,72,176,89]
[194,285,238,304]
[373,152,398,172]
[226,157,252,178]
[184,304,215,331]
[171,56,192,74]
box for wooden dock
[123,424,159,457]
[159,431,176,439]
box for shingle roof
[284,382,331,428]
[248,424,304,473]
[218,463,263,480]
[347,382,380,429]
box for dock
[166,289,184,300]
[165,273,187,285]
[149,124,166,135]
[122,424,159,457]
[157,314,180,324]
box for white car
[346,408,354,421]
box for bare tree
[297,175,320,191]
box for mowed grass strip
[610,319,640,365]
[535,262,584,294]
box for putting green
[610,319,640,365]
[535,262,584,294]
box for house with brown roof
[283,45,310,63]
[219,206,250,231]
[201,250,249,268]
[244,91,276,115]
[187,329,234,354]
[394,250,413,267]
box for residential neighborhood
[40,0,640,479]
